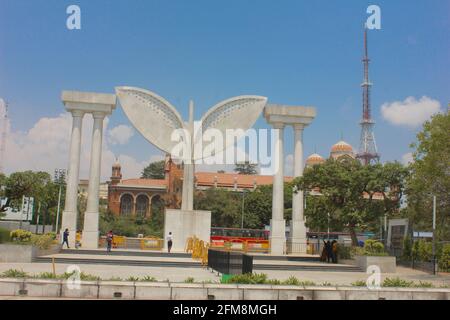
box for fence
[389,246,449,275]
[210,239,270,253]
[286,241,321,255]
[208,249,253,275]
[74,233,164,251]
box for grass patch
[0,269,29,278]
[140,276,157,282]
[351,280,367,287]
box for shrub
[298,280,316,286]
[140,275,157,282]
[351,280,367,287]
[79,272,101,281]
[10,229,32,242]
[282,276,300,286]
[338,245,353,259]
[1,269,29,278]
[30,234,54,249]
[362,239,387,256]
[438,244,450,272]
[382,277,414,287]
[412,239,432,262]
[126,276,139,282]
[0,227,10,243]
[184,277,195,283]
[35,272,58,279]
[221,273,268,284]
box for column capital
[293,123,305,131]
[92,111,106,119]
[70,109,85,118]
[272,122,285,130]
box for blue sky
[0,0,449,178]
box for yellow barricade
[140,237,164,250]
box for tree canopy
[295,159,409,245]
[141,160,165,179]
[234,161,259,175]
[405,112,450,240]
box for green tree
[141,160,165,179]
[234,161,259,175]
[406,112,450,240]
[295,159,408,245]
[194,188,242,227]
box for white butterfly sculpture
[115,86,268,210]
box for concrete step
[34,257,202,268]
[60,249,191,258]
[34,255,361,272]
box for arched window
[120,194,133,216]
[136,194,149,217]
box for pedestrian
[320,240,328,262]
[331,240,338,263]
[167,232,173,253]
[325,240,332,263]
[106,230,114,253]
[62,228,70,249]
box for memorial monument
[115,86,268,251]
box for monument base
[269,219,286,255]
[82,210,99,249]
[288,220,307,254]
[81,230,99,249]
[164,209,211,252]
[60,210,77,248]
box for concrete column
[270,122,286,255]
[290,124,307,253]
[82,112,105,249]
[60,110,84,247]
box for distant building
[107,155,293,217]
[78,180,108,200]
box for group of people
[320,239,339,263]
[61,229,174,253]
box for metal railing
[208,249,253,275]
[286,241,321,255]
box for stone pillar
[270,123,286,255]
[82,112,105,249]
[60,110,84,247]
[290,124,307,253]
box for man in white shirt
[167,232,173,253]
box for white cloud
[401,152,414,166]
[107,124,134,145]
[1,110,154,181]
[381,96,441,128]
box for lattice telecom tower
[356,26,380,165]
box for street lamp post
[241,189,247,229]
[54,169,66,234]
[327,212,330,240]
[432,195,437,275]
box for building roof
[118,178,168,189]
[115,173,294,190]
[331,140,353,153]
[195,172,293,188]
[305,153,326,166]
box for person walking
[167,232,173,253]
[331,240,338,263]
[106,230,114,253]
[320,240,328,262]
[325,240,332,263]
[62,228,70,249]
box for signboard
[413,231,433,238]
[0,197,34,221]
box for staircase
[34,249,362,272]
